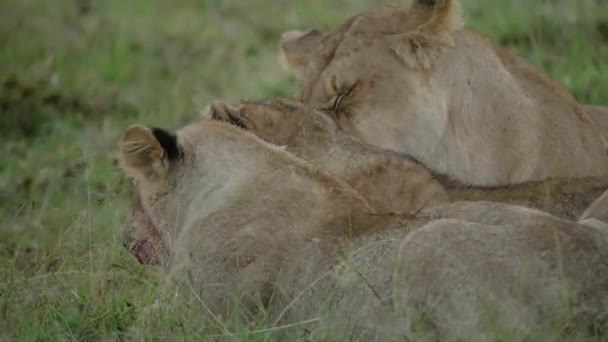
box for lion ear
[389,0,463,70]
[208,101,247,129]
[119,125,180,180]
[279,29,324,78]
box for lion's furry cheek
[347,96,449,163]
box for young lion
[119,119,607,340]
[119,119,402,320]
[278,0,608,186]
[208,98,608,220]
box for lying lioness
[278,0,608,186]
[208,98,608,220]
[119,118,607,340]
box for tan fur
[279,0,608,186]
[119,119,384,315]
[397,202,608,341]
[585,105,608,143]
[119,119,608,339]
[208,98,608,220]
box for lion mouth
[127,238,160,265]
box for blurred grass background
[0,0,607,339]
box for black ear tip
[151,127,181,161]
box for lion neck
[421,29,608,185]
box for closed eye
[227,112,248,129]
[332,93,346,112]
[331,85,356,112]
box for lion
[585,105,608,142]
[207,98,608,220]
[119,118,608,340]
[397,201,608,341]
[118,118,398,320]
[278,0,608,186]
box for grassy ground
[1,0,607,340]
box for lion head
[207,98,339,160]
[118,118,375,269]
[279,0,608,186]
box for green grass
[1,0,607,340]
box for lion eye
[227,112,248,130]
[332,93,346,112]
[331,85,356,112]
